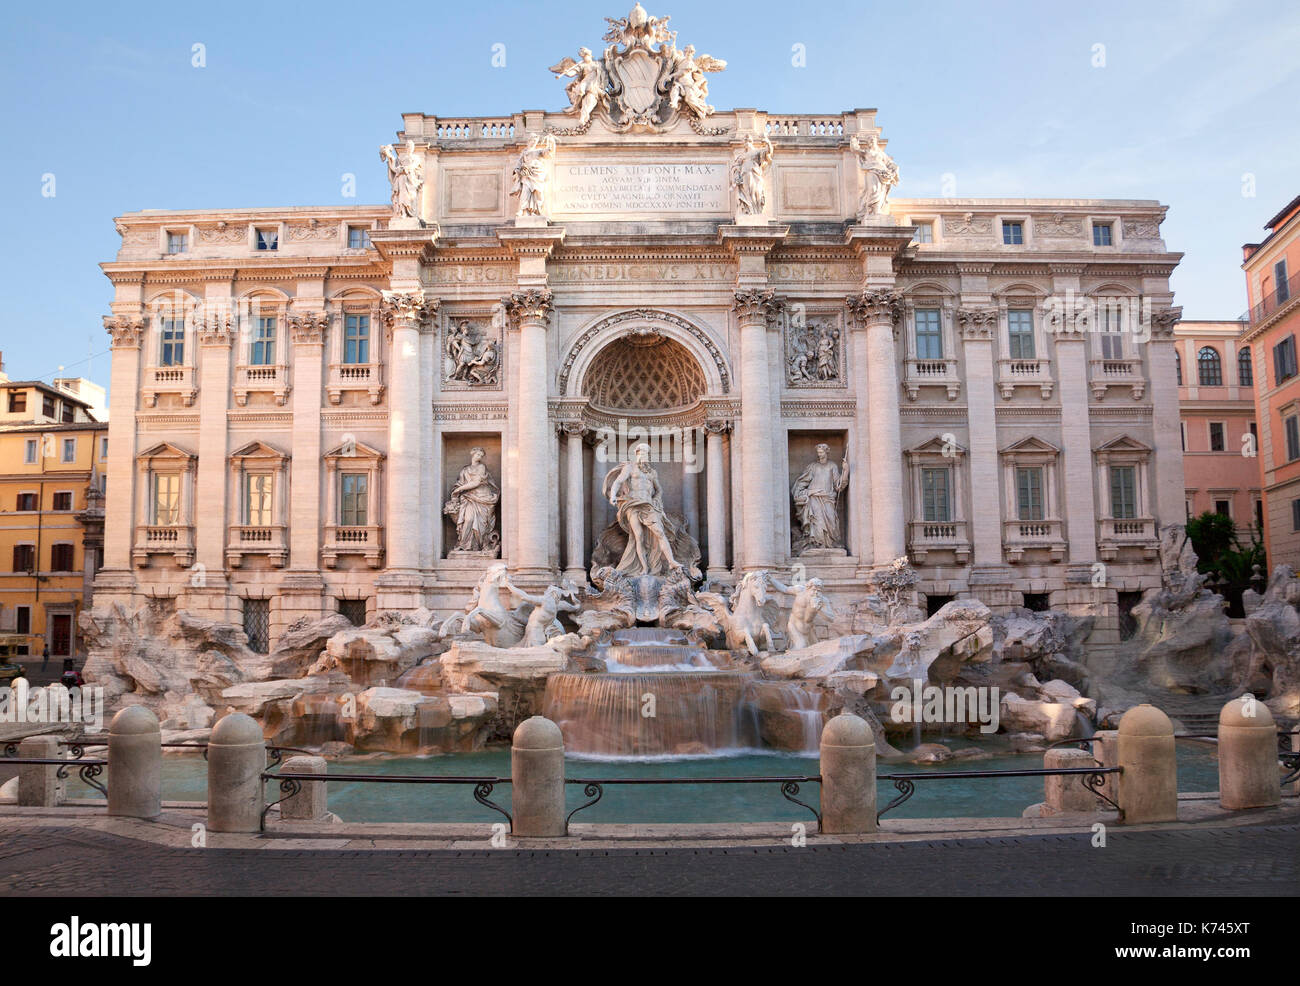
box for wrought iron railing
[0,756,107,797]
[563,775,823,828]
[877,765,1122,819]
[59,738,314,770]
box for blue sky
[1,0,1296,385]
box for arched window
[1238,347,1253,386]
[1175,351,1182,386]
[1198,347,1222,386]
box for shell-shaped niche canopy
[581,334,706,412]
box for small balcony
[1003,518,1066,564]
[132,524,195,568]
[234,363,291,406]
[323,524,384,569]
[226,524,288,568]
[903,358,961,401]
[142,365,196,407]
[1098,517,1158,561]
[907,520,971,565]
[1089,359,1145,400]
[996,358,1054,399]
[327,362,384,405]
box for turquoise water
[65,741,1222,824]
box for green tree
[1186,511,1266,616]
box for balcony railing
[132,524,195,568]
[142,364,196,407]
[227,524,288,568]
[1088,358,1145,400]
[323,524,383,569]
[903,357,961,400]
[1242,268,1300,325]
[1003,518,1066,563]
[996,358,1054,399]
[327,362,384,405]
[235,363,290,406]
[907,519,970,565]
[1098,517,1158,560]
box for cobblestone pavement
[0,821,1294,896]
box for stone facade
[91,8,1185,654]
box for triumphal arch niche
[99,1,1183,641]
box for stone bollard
[819,713,877,834]
[1044,747,1098,813]
[1092,730,1119,804]
[207,713,266,833]
[511,716,565,837]
[1117,705,1178,823]
[18,735,63,807]
[1218,697,1280,811]
[279,755,328,822]
[108,706,162,818]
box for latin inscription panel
[552,162,729,216]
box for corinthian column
[504,288,554,577]
[380,291,438,583]
[100,315,145,583]
[560,422,586,582]
[193,306,235,609]
[848,289,906,565]
[732,289,782,571]
[704,419,730,576]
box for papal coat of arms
[548,4,726,133]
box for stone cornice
[502,288,554,328]
[717,224,790,255]
[496,225,566,258]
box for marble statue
[791,444,850,553]
[512,133,556,218]
[731,136,773,216]
[549,47,609,127]
[850,134,899,219]
[699,570,778,655]
[439,564,518,646]
[515,583,582,647]
[665,44,726,119]
[443,448,500,555]
[770,576,837,650]
[603,442,682,576]
[446,320,500,386]
[380,142,423,220]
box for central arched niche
[581,334,706,412]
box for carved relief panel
[441,310,504,391]
[784,311,845,389]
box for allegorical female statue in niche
[443,447,500,555]
[791,443,850,553]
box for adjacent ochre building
[91,7,1186,654]
[0,364,107,658]
[1242,194,1300,568]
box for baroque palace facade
[93,7,1185,651]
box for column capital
[846,289,903,328]
[381,291,439,332]
[195,309,236,347]
[556,420,586,437]
[1044,303,1090,341]
[502,288,555,329]
[288,310,330,346]
[732,288,784,326]
[1149,306,1183,338]
[103,314,145,349]
[956,307,998,340]
[704,419,732,435]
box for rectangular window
[244,473,274,526]
[913,222,933,244]
[344,314,370,364]
[15,606,30,635]
[50,543,74,571]
[1287,415,1300,462]
[1110,465,1137,519]
[251,316,276,366]
[914,308,943,359]
[60,402,73,423]
[8,391,26,413]
[1214,499,1231,517]
[160,317,185,366]
[1256,498,1264,529]
[12,544,35,573]
[152,473,181,525]
[100,437,108,459]
[1181,422,1187,451]
[166,231,188,254]
[1274,335,1297,384]
[61,438,76,463]
[243,599,270,654]
[340,473,369,526]
[24,439,37,464]
[1098,307,1124,359]
[1209,422,1225,452]
[1007,310,1035,359]
[1277,259,1290,304]
[1292,498,1300,532]
[338,598,367,626]
[920,467,951,522]
[43,394,56,417]
[16,492,37,511]
[1002,221,1024,245]
[52,491,72,511]
[1015,467,1044,520]
[347,226,371,249]
[255,228,278,251]
[1092,223,1113,246]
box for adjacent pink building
[1175,320,1260,530]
